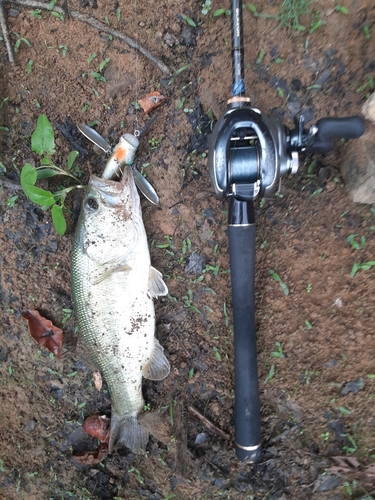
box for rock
[180,25,196,47]
[314,69,331,90]
[164,33,179,47]
[313,474,341,492]
[194,432,208,445]
[362,92,375,123]
[286,92,301,117]
[25,419,37,431]
[341,378,364,395]
[290,78,302,91]
[7,8,20,17]
[340,122,375,204]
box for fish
[70,167,170,454]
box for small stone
[341,379,364,395]
[314,69,331,90]
[25,419,37,431]
[164,33,179,47]
[324,359,338,368]
[180,25,196,47]
[313,474,341,492]
[194,432,208,445]
[318,166,330,185]
[290,78,302,91]
[213,477,228,490]
[8,8,20,17]
[333,298,343,308]
[286,96,301,117]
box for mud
[1,1,375,499]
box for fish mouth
[89,169,138,205]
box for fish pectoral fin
[109,414,148,455]
[148,266,168,298]
[142,339,170,381]
[92,263,132,284]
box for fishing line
[133,0,140,137]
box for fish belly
[71,243,155,452]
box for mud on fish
[71,166,170,454]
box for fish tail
[109,413,149,455]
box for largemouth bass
[71,167,170,454]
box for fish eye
[86,197,99,211]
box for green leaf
[181,14,196,27]
[87,53,96,64]
[280,281,289,296]
[20,163,37,188]
[31,114,55,155]
[36,168,59,179]
[256,49,265,64]
[213,347,221,361]
[264,364,275,383]
[90,72,106,82]
[51,204,67,235]
[269,270,281,282]
[67,150,79,170]
[41,156,52,165]
[26,59,33,74]
[23,184,55,207]
[99,58,110,72]
[213,8,226,16]
[248,3,258,16]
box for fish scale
[71,169,170,454]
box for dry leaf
[93,370,102,391]
[83,414,110,443]
[138,91,167,114]
[23,309,63,358]
[364,464,375,486]
[71,443,108,465]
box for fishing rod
[208,0,365,462]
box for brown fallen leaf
[138,91,167,114]
[71,443,108,465]
[364,464,375,486]
[93,370,102,391]
[83,414,111,443]
[23,309,63,358]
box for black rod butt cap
[235,443,262,463]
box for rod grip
[228,223,262,462]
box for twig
[0,0,15,64]
[188,406,230,441]
[8,0,172,75]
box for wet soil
[1,0,375,499]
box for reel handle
[306,116,365,153]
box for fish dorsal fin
[149,266,168,298]
[142,339,170,381]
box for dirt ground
[1,0,375,498]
